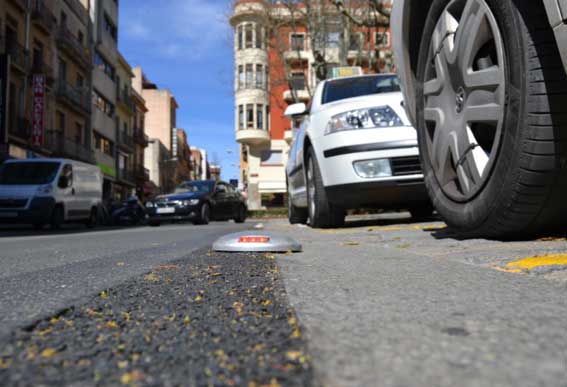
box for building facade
[230,0,393,209]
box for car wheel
[50,205,64,230]
[85,207,98,229]
[149,219,161,227]
[234,204,247,224]
[416,0,567,238]
[196,203,210,225]
[306,148,345,229]
[33,223,44,231]
[287,190,308,225]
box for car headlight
[36,184,53,196]
[188,199,200,206]
[145,202,155,208]
[325,106,404,135]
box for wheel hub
[455,87,466,113]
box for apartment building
[131,85,149,200]
[230,0,393,209]
[89,0,119,201]
[0,0,93,162]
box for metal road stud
[212,231,302,253]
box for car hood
[156,192,207,202]
[0,185,41,198]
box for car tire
[416,0,567,239]
[306,148,345,229]
[85,207,98,229]
[149,220,161,227]
[195,203,210,225]
[234,204,247,224]
[287,191,308,225]
[50,205,64,230]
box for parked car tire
[306,148,345,229]
[85,207,98,229]
[50,205,64,230]
[149,220,161,227]
[416,0,567,239]
[288,190,308,225]
[194,203,210,225]
[234,204,247,224]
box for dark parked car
[145,180,247,226]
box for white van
[0,159,102,229]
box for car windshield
[174,181,213,194]
[0,162,60,185]
[322,75,401,104]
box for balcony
[63,0,89,24]
[31,55,55,84]
[31,0,57,35]
[283,89,310,103]
[95,150,117,178]
[56,80,91,115]
[45,131,94,163]
[284,50,310,63]
[117,131,134,152]
[93,109,116,140]
[6,41,28,73]
[57,26,90,69]
[117,89,134,113]
[133,128,149,145]
[117,168,135,185]
[8,0,28,12]
[236,128,270,146]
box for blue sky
[118,0,239,181]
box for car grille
[155,200,180,208]
[0,198,28,209]
[391,156,422,176]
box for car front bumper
[0,198,55,225]
[147,205,199,222]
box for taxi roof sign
[213,232,302,253]
[330,66,363,79]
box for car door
[58,164,77,220]
[224,183,239,217]
[212,183,229,219]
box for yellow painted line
[504,254,567,273]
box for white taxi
[285,72,431,228]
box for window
[76,74,84,88]
[75,122,83,143]
[256,64,263,89]
[78,31,84,45]
[326,31,341,48]
[290,33,305,51]
[238,65,244,89]
[245,64,253,88]
[261,150,283,165]
[94,132,114,155]
[375,31,390,47]
[60,11,67,28]
[57,111,66,132]
[93,90,115,117]
[245,24,253,49]
[94,51,115,81]
[246,104,254,128]
[290,72,306,90]
[58,58,67,83]
[237,25,243,50]
[257,104,264,130]
[256,25,263,49]
[104,13,117,41]
[238,105,244,129]
[266,66,269,90]
[349,33,363,51]
[322,75,401,104]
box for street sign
[212,231,302,253]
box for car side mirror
[284,103,307,117]
[58,175,69,189]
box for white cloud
[121,0,232,62]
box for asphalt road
[267,215,567,387]
[0,222,250,338]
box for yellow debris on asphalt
[504,254,567,273]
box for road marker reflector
[213,232,302,253]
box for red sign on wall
[32,74,45,147]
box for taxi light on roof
[330,66,363,79]
[238,236,271,244]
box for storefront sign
[32,74,45,147]
[0,55,9,155]
[97,162,117,178]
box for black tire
[234,204,247,223]
[306,148,345,229]
[33,223,44,230]
[85,207,98,229]
[149,220,161,227]
[416,0,567,239]
[287,191,308,225]
[50,205,64,230]
[195,203,210,225]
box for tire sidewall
[416,0,524,232]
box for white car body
[0,158,102,226]
[287,74,430,211]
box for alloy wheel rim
[423,0,506,202]
[307,159,316,219]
